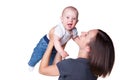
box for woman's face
[78,29,98,49]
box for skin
[39,28,98,76]
[61,7,78,31]
[54,7,79,58]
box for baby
[28,6,80,71]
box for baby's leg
[49,48,57,65]
[28,37,48,68]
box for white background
[0,0,120,80]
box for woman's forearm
[39,41,54,73]
[53,52,62,65]
[39,40,60,76]
[39,27,60,76]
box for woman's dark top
[57,58,97,80]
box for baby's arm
[54,35,69,58]
[72,27,80,45]
[72,36,80,46]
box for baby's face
[61,9,78,31]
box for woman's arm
[39,27,60,76]
[39,41,59,76]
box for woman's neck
[78,50,89,59]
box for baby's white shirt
[54,23,78,45]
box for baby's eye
[66,16,69,19]
[72,18,76,20]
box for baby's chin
[66,26,73,30]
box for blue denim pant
[28,35,57,67]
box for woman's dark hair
[89,29,115,77]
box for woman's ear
[85,46,90,53]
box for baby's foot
[28,66,34,72]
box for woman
[39,28,115,80]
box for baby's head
[61,6,79,31]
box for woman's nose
[81,32,87,35]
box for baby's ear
[60,16,63,22]
[77,19,79,23]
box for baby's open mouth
[67,23,72,27]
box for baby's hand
[60,51,69,58]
